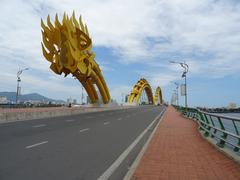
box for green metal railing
[174,106,240,153]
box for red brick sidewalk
[132,106,240,180]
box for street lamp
[171,90,177,105]
[174,82,179,106]
[170,61,189,107]
[16,68,29,104]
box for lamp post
[16,68,29,104]
[170,61,189,108]
[81,84,84,105]
[174,82,179,106]
[171,90,177,105]
[173,90,177,105]
[121,93,124,104]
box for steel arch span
[154,86,163,105]
[128,78,154,104]
[41,12,110,104]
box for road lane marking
[66,119,75,122]
[103,122,110,125]
[86,116,93,119]
[97,109,166,180]
[32,124,46,128]
[117,118,122,121]
[26,141,48,149]
[79,128,90,133]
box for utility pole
[170,61,189,108]
[81,85,84,105]
[16,68,29,105]
[174,82,179,106]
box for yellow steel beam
[41,12,110,104]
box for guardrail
[174,106,240,153]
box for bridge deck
[132,106,240,180]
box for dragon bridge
[128,78,163,105]
[41,12,110,104]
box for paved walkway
[132,106,240,180]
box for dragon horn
[55,14,61,28]
[72,11,80,29]
[47,15,55,30]
[85,24,89,36]
[79,15,85,33]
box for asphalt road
[0,105,165,180]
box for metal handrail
[174,105,240,153]
[199,111,240,122]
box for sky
[0,0,240,108]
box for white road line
[66,119,75,122]
[86,116,93,119]
[103,122,110,125]
[26,141,48,149]
[32,124,46,128]
[117,118,122,121]
[79,128,90,133]
[97,109,166,180]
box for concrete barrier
[0,105,136,124]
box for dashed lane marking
[26,141,48,149]
[32,124,46,128]
[79,128,90,133]
[66,119,75,122]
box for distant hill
[0,92,65,103]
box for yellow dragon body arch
[128,78,163,105]
[154,86,163,105]
[127,78,154,104]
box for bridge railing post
[232,120,240,152]
[216,117,227,148]
[203,113,212,137]
[208,115,217,138]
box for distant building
[86,96,90,104]
[110,99,117,103]
[228,103,237,109]
[96,91,103,104]
[125,95,129,103]
[73,99,77,104]
[67,97,73,104]
[0,96,7,104]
